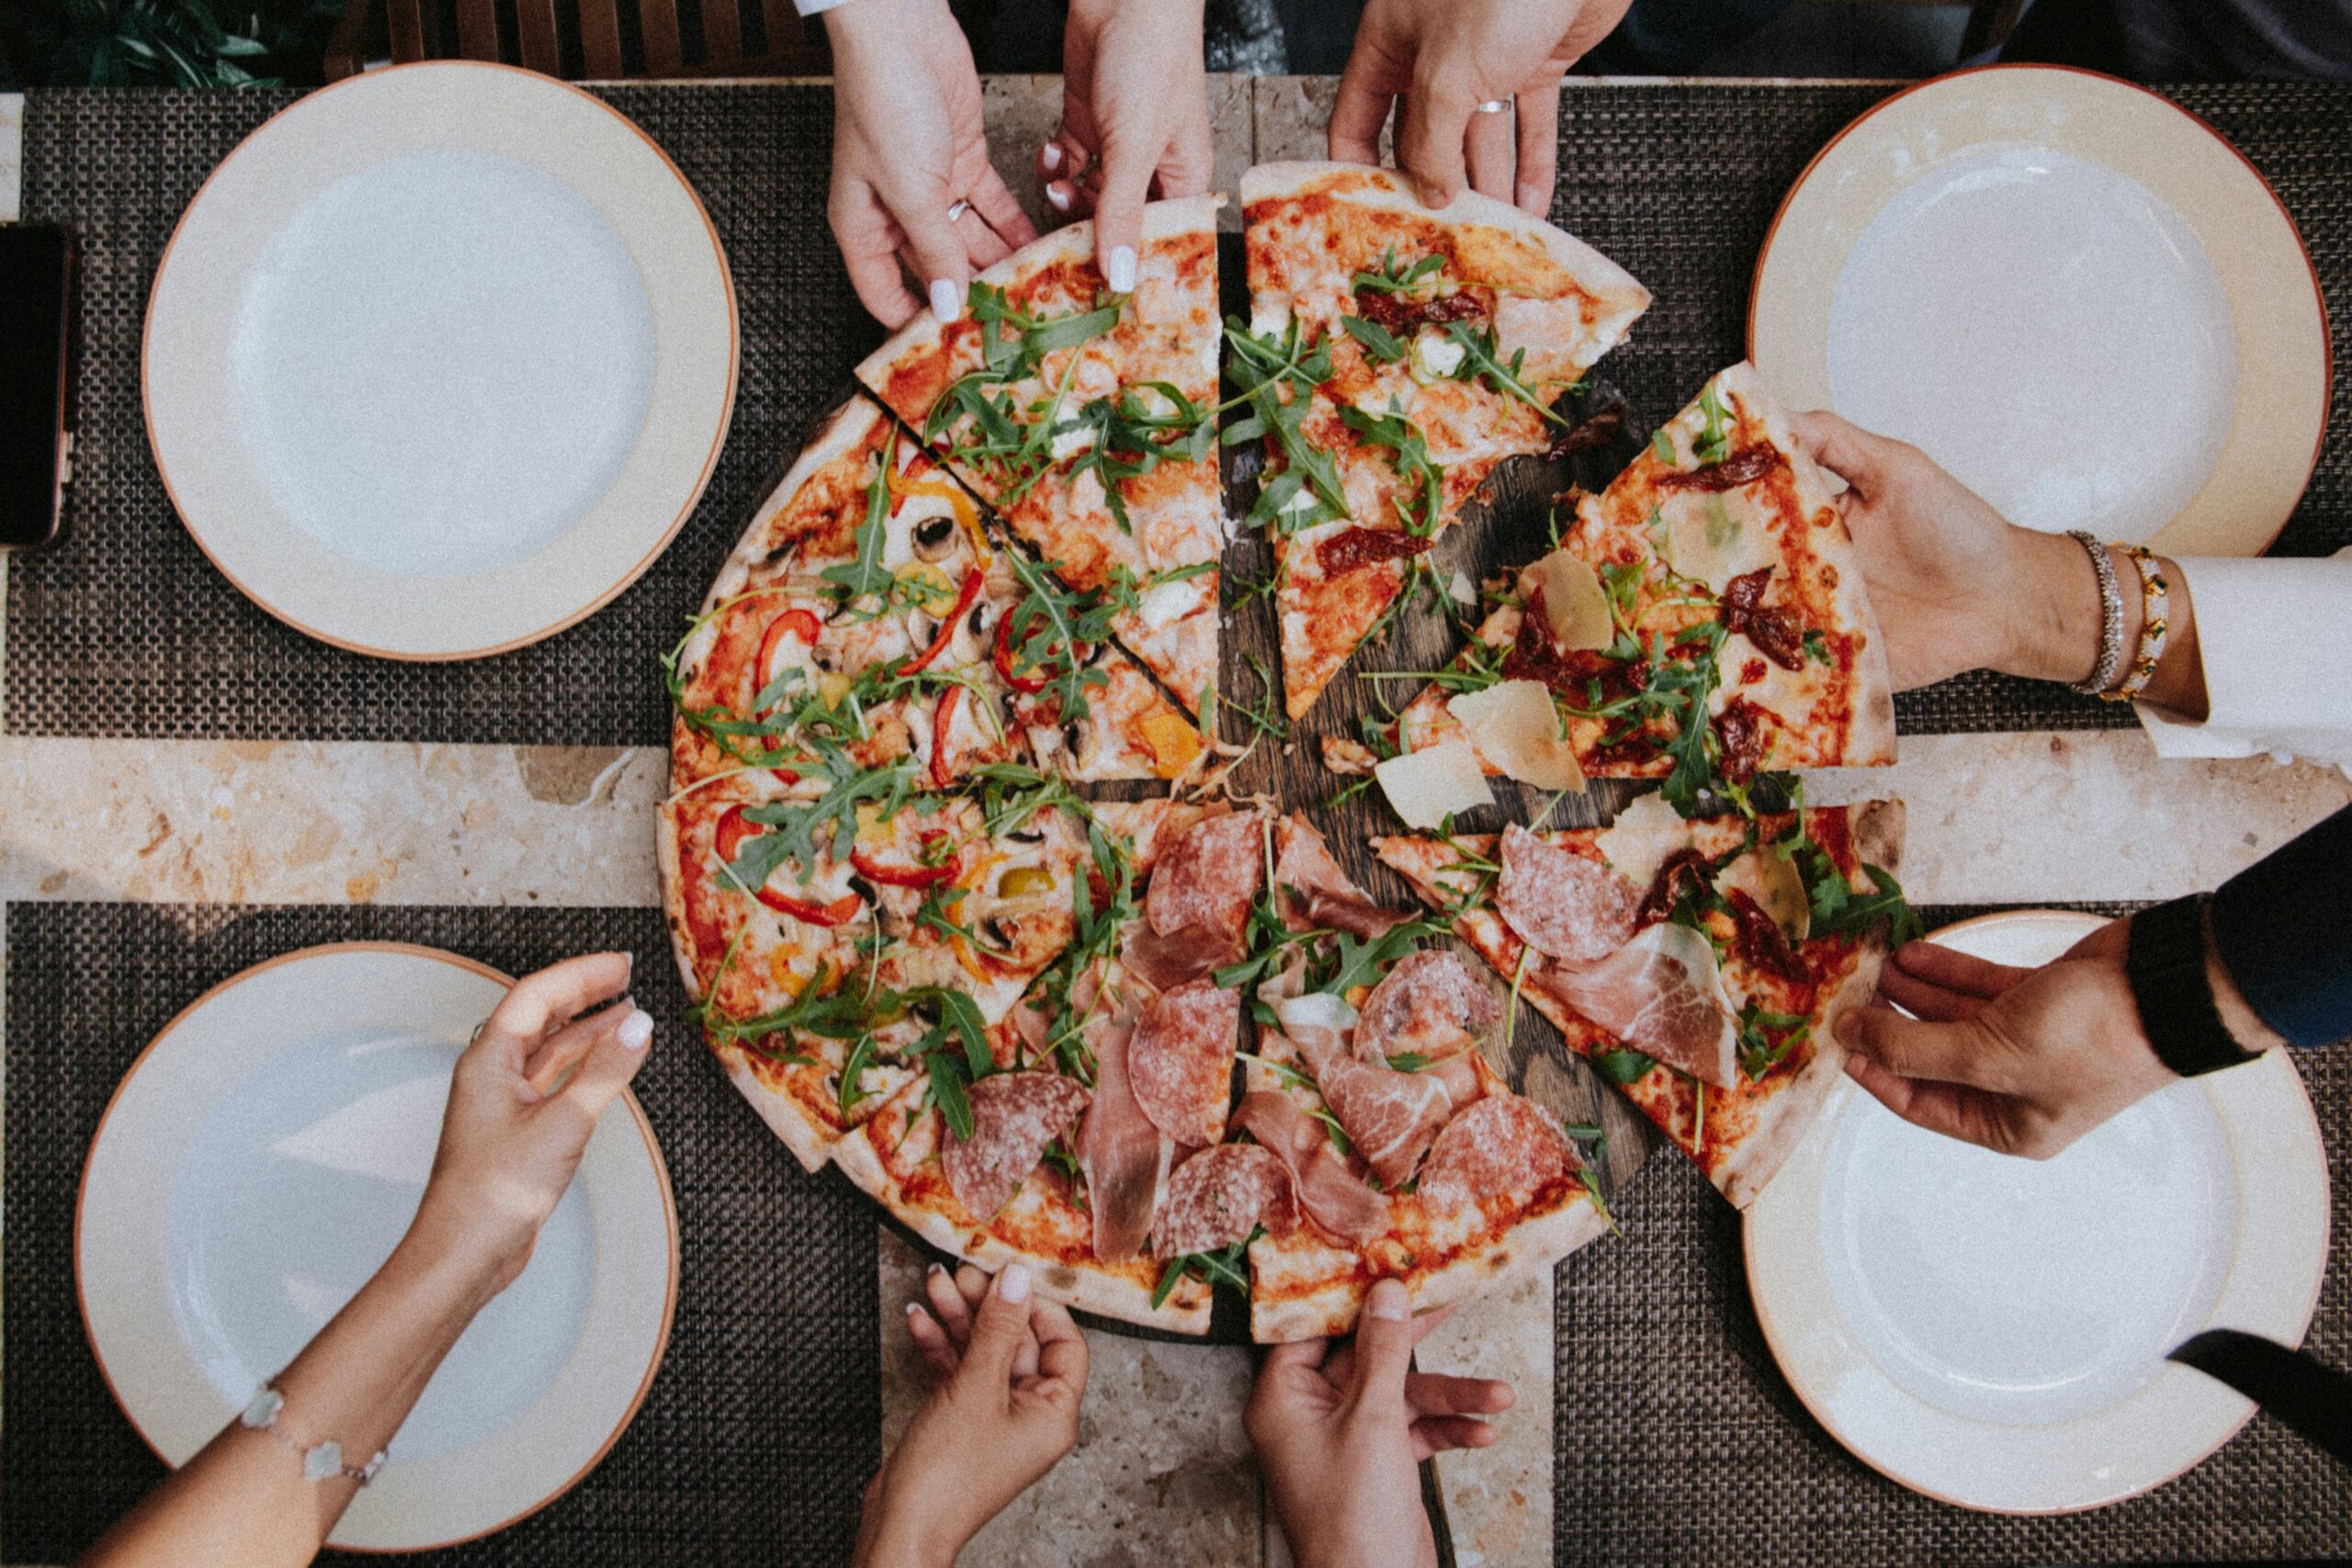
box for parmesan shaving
[1446,680,1586,791]
[1374,742,1494,829]
[1661,493,1776,593]
[1591,791,1689,888]
[1723,848,1812,942]
[1524,548,1612,652]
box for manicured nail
[929,277,962,322]
[1040,141,1063,174]
[617,1008,653,1051]
[905,1300,924,1317]
[999,1263,1032,1303]
[1367,1279,1409,1321]
[1046,179,1073,212]
[927,1261,947,1279]
[1104,245,1137,294]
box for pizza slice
[660,760,1186,1171]
[1338,363,1896,821]
[1236,162,1649,719]
[1374,795,1911,1207]
[669,399,1206,792]
[854,199,1227,715]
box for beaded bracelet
[2064,529,2126,696]
[241,1384,386,1484]
[2106,544,2171,703]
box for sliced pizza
[669,399,1205,792]
[1236,162,1649,719]
[1374,795,1911,1207]
[1340,363,1896,818]
[854,199,1227,714]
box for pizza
[1335,363,1896,820]
[855,198,1227,716]
[1238,162,1650,719]
[1373,795,1910,1207]
[669,399,1206,791]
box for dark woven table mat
[3,902,879,1568]
[12,83,2348,744]
[1554,899,2352,1567]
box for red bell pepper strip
[852,829,961,889]
[930,685,963,788]
[753,608,824,704]
[992,612,1050,694]
[898,567,986,676]
[713,805,864,926]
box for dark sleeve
[2209,806,2352,1048]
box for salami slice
[1146,808,1264,940]
[1419,1094,1577,1214]
[942,1071,1091,1222]
[1498,822,1640,963]
[1355,950,1500,1064]
[1128,979,1241,1148]
[1153,1143,1296,1258]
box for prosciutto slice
[1121,917,1236,993]
[1498,822,1641,964]
[943,1071,1091,1222]
[1272,814,1409,939]
[1272,992,1456,1190]
[1355,950,1499,1064]
[1074,1003,1173,1262]
[1539,921,1739,1089]
[1231,1090,1390,1246]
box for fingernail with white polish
[617,1009,654,1051]
[929,277,963,321]
[1105,244,1136,294]
[1367,1278,1409,1321]
[1040,142,1063,174]
[1000,1262,1033,1303]
[927,1261,947,1278]
[905,1300,924,1317]
[1046,180,1072,211]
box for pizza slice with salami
[1374,795,1912,1207]
[1336,363,1896,823]
[1236,163,1648,720]
[855,199,1227,716]
[670,399,1206,792]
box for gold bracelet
[2105,545,2170,702]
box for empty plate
[78,943,677,1550]
[1750,66,2327,556]
[145,62,737,658]
[1745,909,2328,1513]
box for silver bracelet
[2064,529,2125,695]
[240,1384,386,1484]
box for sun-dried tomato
[1713,696,1770,784]
[1316,525,1433,578]
[1546,405,1624,458]
[1724,886,1813,987]
[1351,287,1483,336]
[1638,848,1714,928]
[1721,566,1807,671]
[1657,446,1780,491]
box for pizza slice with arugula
[669,399,1207,793]
[855,199,1227,716]
[1332,363,1896,827]
[1374,794,1911,1207]
[1236,163,1648,720]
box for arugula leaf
[1650,428,1676,465]
[731,742,922,886]
[1313,915,1447,998]
[926,1049,975,1141]
[1441,321,1571,427]
[1337,400,1444,536]
[820,426,898,604]
[1351,247,1447,296]
[1340,313,1406,364]
[1151,1225,1261,1308]
[1591,1047,1656,1085]
[1694,378,1734,466]
[1736,998,1811,1083]
[837,1032,880,1115]
[1801,628,1832,666]
[1224,318,1349,532]
[1058,380,1218,535]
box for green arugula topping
[725,743,924,888]
[1441,321,1571,427]
[1591,1047,1656,1085]
[923,284,1124,507]
[1735,998,1811,1083]
[1650,427,1676,465]
[1151,1224,1262,1309]
[1351,247,1448,296]
[1340,313,1406,364]
[1693,379,1735,466]
[820,427,899,605]
[1224,318,1348,532]
[1057,380,1218,535]
[1337,400,1444,537]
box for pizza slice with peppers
[855,199,1227,716]
[660,756,1187,1171]
[1334,364,1896,824]
[1373,795,1911,1207]
[1235,163,1648,720]
[669,400,1206,793]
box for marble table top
[2,75,2345,1568]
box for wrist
[2002,527,2142,688]
[856,1515,966,1568]
[395,1190,534,1310]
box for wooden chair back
[329,0,827,82]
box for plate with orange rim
[1744,909,2329,1514]
[76,943,678,1551]
[143,62,737,660]
[1749,65,2328,558]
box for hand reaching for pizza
[1248,1280,1514,1568]
[824,0,1040,328]
[409,953,654,1294]
[1037,0,1214,292]
[854,1261,1089,1567]
[1329,0,1634,214]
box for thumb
[1345,1278,1420,1410]
[557,1004,654,1122]
[1091,134,1151,294]
[1786,410,1887,497]
[954,1262,1037,1393]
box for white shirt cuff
[795,0,858,15]
[2133,547,2352,770]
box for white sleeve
[2134,548,2352,770]
[795,0,857,14]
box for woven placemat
[2,902,878,1568]
[12,83,2349,744]
[1553,899,2352,1567]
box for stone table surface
[3,75,2346,1568]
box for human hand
[407,953,652,1295]
[854,1262,1089,1567]
[1329,0,1633,214]
[1247,1278,1514,1568]
[825,0,1040,327]
[1037,0,1213,292]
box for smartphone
[0,223,77,552]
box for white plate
[1745,909,2329,1513]
[1750,66,2328,556]
[78,944,678,1551]
[145,62,737,659]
